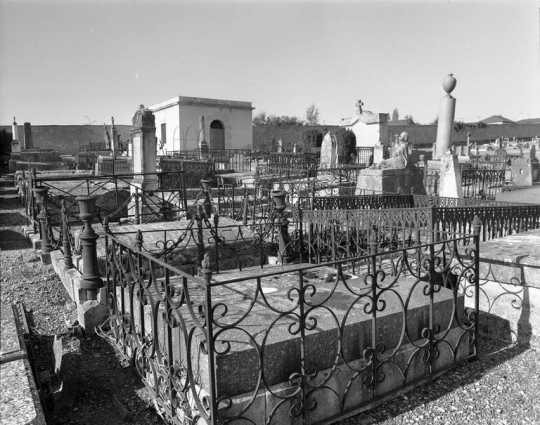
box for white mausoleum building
[341,100,390,149]
[148,96,254,153]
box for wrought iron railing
[104,222,480,424]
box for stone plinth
[356,167,425,195]
[472,228,540,349]
[437,154,463,198]
[119,263,468,424]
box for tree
[335,128,357,162]
[253,111,267,126]
[265,115,304,126]
[391,108,399,122]
[305,103,320,126]
[404,115,416,125]
[301,129,323,149]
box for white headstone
[320,133,333,168]
[277,139,283,153]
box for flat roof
[149,96,253,112]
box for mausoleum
[148,96,254,153]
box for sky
[0,0,539,126]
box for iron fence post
[273,190,291,264]
[472,215,482,357]
[202,255,217,424]
[61,198,73,269]
[76,195,103,300]
[33,186,53,253]
[242,185,249,225]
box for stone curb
[0,303,47,424]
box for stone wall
[253,125,339,150]
[0,125,132,156]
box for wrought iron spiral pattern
[104,226,479,424]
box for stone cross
[356,99,364,115]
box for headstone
[438,153,463,198]
[320,132,334,168]
[434,74,457,159]
[130,104,157,191]
[511,158,535,186]
[277,139,283,153]
[11,117,20,153]
[293,143,297,154]
[23,122,33,150]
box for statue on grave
[132,104,156,129]
[372,132,409,170]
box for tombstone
[277,139,283,153]
[11,117,20,153]
[293,143,297,154]
[131,105,158,191]
[511,158,536,186]
[23,122,33,150]
[320,132,334,168]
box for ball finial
[442,74,457,95]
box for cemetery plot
[105,231,479,424]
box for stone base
[50,250,108,333]
[356,167,426,195]
[38,250,51,265]
[471,228,540,349]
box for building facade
[148,96,253,153]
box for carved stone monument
[356,131,425,194]
[11,117,20,153]
[320,132,337,168]
[23,122,33,150]
[131,105,158,192]
[425,74,463,198]
[434,74,457,160]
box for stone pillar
[198,116,205,146]
[130,105,158,192]
[434,74,457,160]
[11,117,21,153]
[110,116,119,153]
[23,122,33,150]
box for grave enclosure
[11,90,540,424]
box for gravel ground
[1,174,539,425]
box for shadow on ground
[0,229,31,250]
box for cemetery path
[0,180,162,425]
[1,174,539,425]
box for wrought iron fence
[26,171,190,229]
[461,169,507,200]
[104,221,480,424]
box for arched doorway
[210,120,225,150]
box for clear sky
[0,0,539,126]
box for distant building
[148,96,254,153]
[480,115,515,125]
[340,100,390,148]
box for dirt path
[0,176,162,424]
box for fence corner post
[76,195,103,301]
[61,198,74,269]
